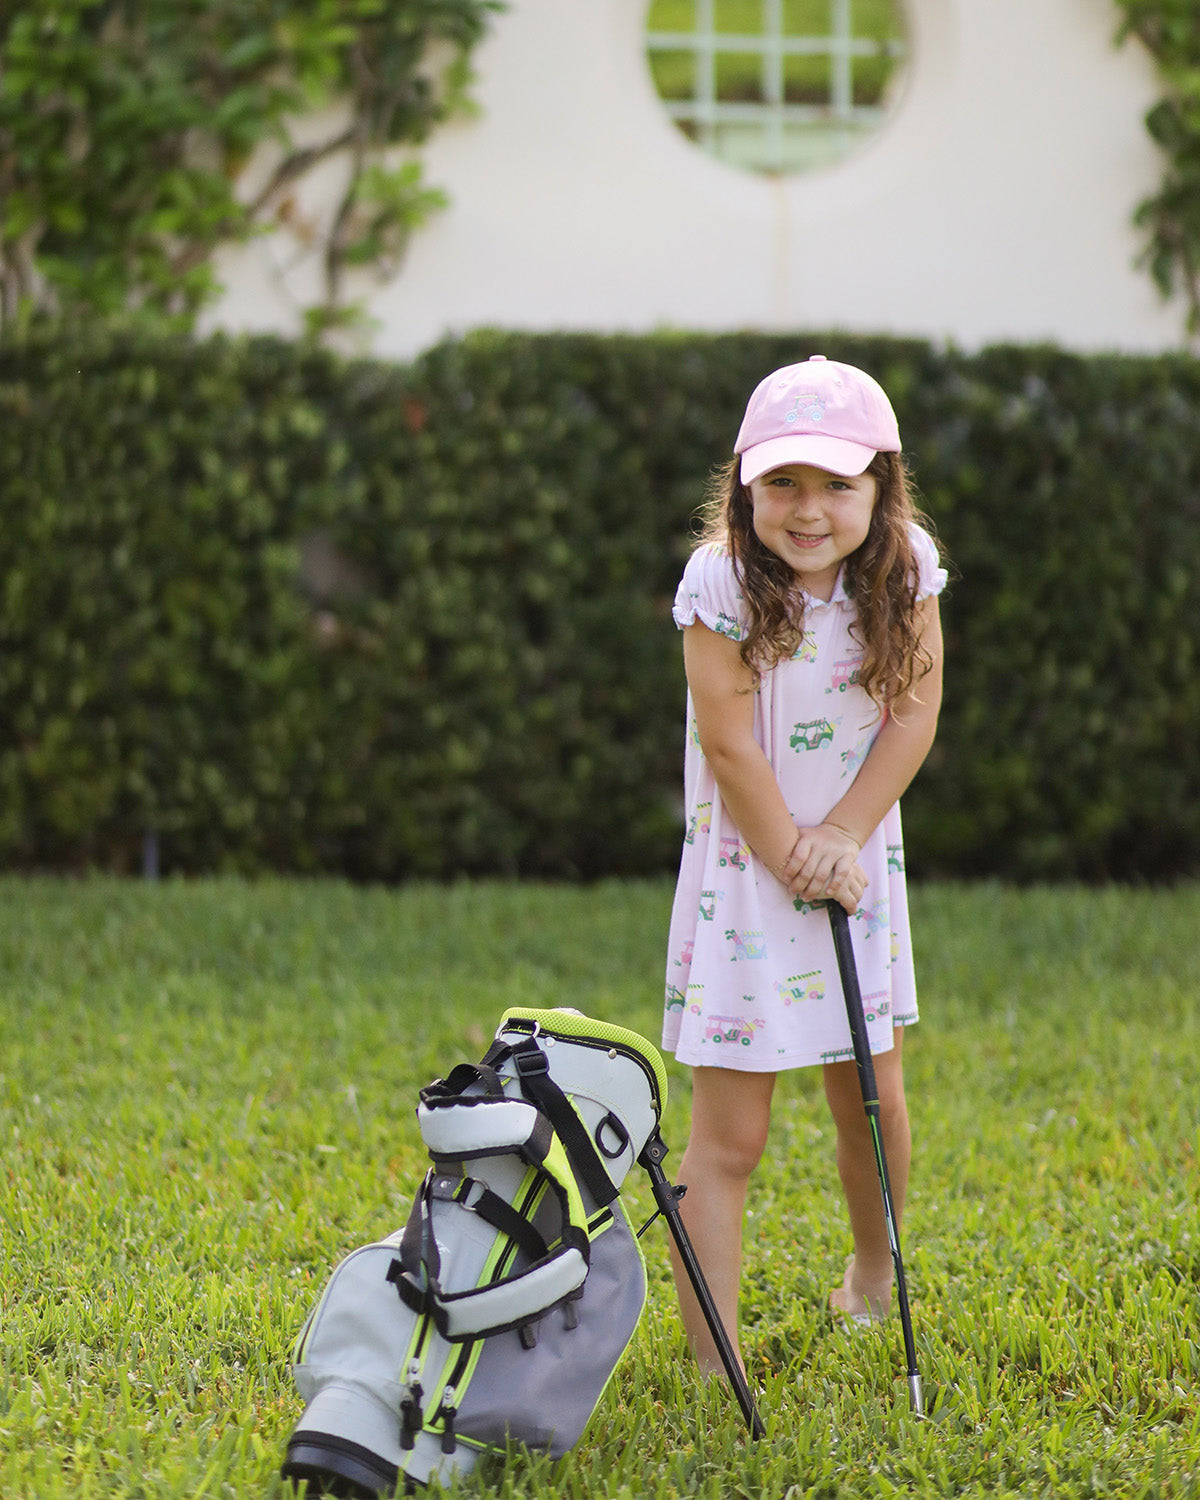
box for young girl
[662,355,946,1371]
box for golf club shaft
[827,901,924,1416]
[639,1133,766,1439]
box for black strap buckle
[513,1042,549,1078]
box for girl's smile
[749,462,877,600]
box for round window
[645,0,908,175]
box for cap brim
[738,434,877,485]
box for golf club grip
[827,901,878,1101]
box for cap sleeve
[908,523,948,601]
[672,543,749,642]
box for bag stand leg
[826,901,924,1417]
[638,1131,765,1438]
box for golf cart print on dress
[717,835,750,870]
[827,657,861,692]
[685,802,712,844]
[704,1015,764,1046]
[724,929,767,961]
[774,970,824,1005]
[791,631,818,663]
[790,718,836,752]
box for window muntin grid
[646,0,907,174]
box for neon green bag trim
[497,1006,668,1113]
[540,1131,589,1242]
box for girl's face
[748,462,877,601]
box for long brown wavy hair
[697,451,939,708]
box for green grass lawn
[3,877,1198,1497]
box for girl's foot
[829,1257,891,1325]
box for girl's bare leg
[669,1066,776,1374]
[822,1029,910,1320]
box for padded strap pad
[434,1242,588,1339]
[417,1097,546,1159]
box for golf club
[826,900,924,1417]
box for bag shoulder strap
[508,1038,619,1208]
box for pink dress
[662,524,946,1071]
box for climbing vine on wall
[1115,1,1200,333]
[0,0,502,337]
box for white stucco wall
[201,0,1188,358]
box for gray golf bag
[281,1006,760,1495]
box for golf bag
[281,1006,673,1494]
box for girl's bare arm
[682,621,804,879]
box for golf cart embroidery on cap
[785,389,826,426]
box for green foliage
[1115,0,1200,331]
[906,342,1200,879]
[0,0,501,333]
[4,327,1200,881]
[2,877,1199,1497]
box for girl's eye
[829,480,850,491]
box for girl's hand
[785,823,868,913]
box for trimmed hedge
[3,327,1200,881]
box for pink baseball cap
[734,355,901,484]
